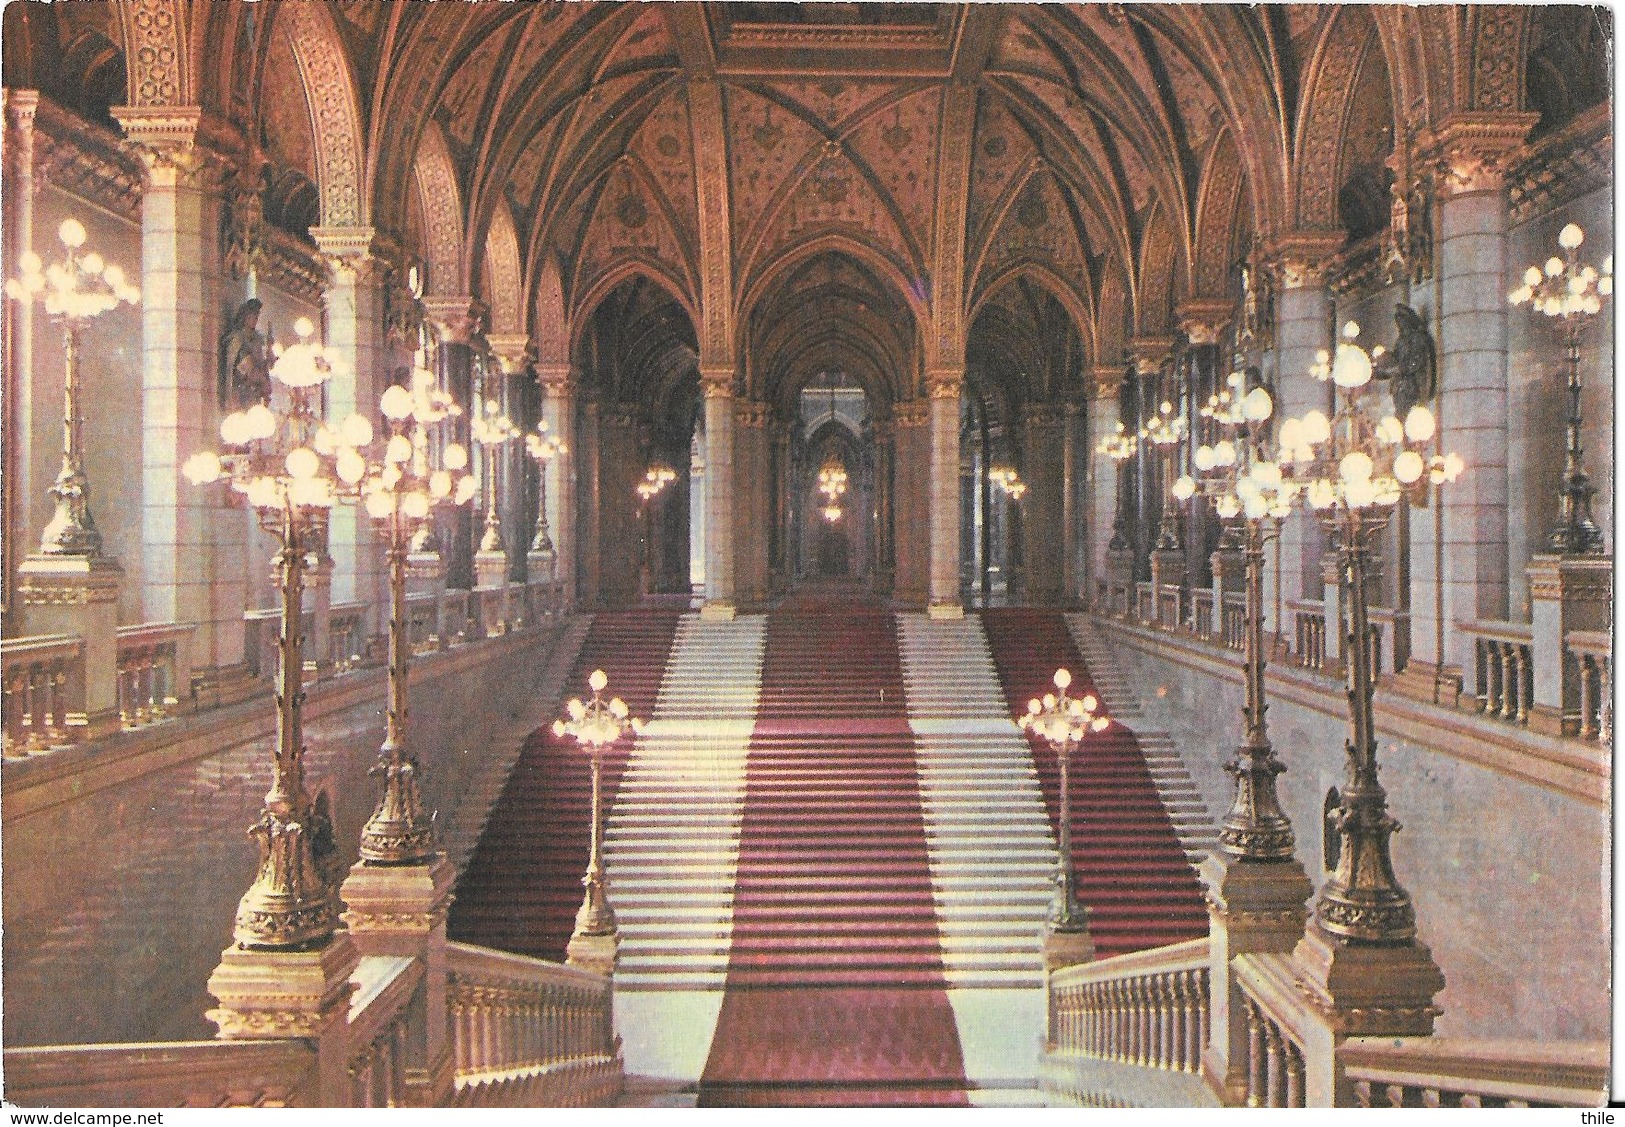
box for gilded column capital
[4,87,39,136]
[535,363,575,392]
[700,365,736,398]
[311,227,386,287]
[1127,336,1175,375]
[736,400,769,428]
[422,296,484,345]
[1424,111,1539,198]
[1267,232,1344,290]
[487,333,532,375]
[1088,364,1124,401]
[112,106,212,188]
[895,399,930,428]
[1176,298,1233,345]
[926,369,963,399]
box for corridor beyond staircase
[452,595,1213,1107]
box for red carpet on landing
[698,595,970,1107]
[448,609,682,961]
[981,609,1208,957]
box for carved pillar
[1130,338,1180,608]
[892,400,929,605]
[489,335,531,584]
[1430,115,1536,674]
[1062,397,1084,604]
[770,428,791,594]
[1023,403,1065,605]
[4,91,39,617]
[577,398,601,606]
[312,228,385,622]
[596,405,640,606]
[115,108,245,679]
[1526,555,1611,735]
[926,371,963,618]
[424,298,481,592]
[873,415,895,596]
[1268,235,1342,636]
[700,366,736,618]
[1180,302,1231,589]
[536,365,575,600]
[1087,366,1131,604]
[734,399,770,606]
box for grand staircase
[981,609,1209,957]
[448,595,1222,1106]
[448,609,684,959]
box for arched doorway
[744,250,920,602]
[571,274,700,608]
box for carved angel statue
[218,298,271,409]
[1372,303,1437,419]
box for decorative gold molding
[1423,112,1539,198]
[1127,336,1174,375]
[1176,299,1233,345]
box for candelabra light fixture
[1018,668,1110,933]
[1171,370,1298,860]
[1142,394,1188,551]
[552,670,645,948]
[351,371,478,865]
[989,465,1028,502]
[1096,422,1138,551]
[636,464,678,504]
[524,420,567,562]
[1508,222,1612,555]
[817,453,849,522]
[471,399,521,554]
[182,317,374,949]
[7,218,141,557]
[1280,320,1463,945]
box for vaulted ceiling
[6,2,1590,406]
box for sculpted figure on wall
[218,298,271,409]
[1374,302,1437,418]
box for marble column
[770,429,791,594]
[488,335,531,584]
[424,299,481,592]
[926,372,963,618]
[1061,398,1084,603]
[597,405,640,605]
[115,108,244,680]
[1267,235,1342,639]
[1432,117,1535,675]
[536,365,575,597]
[873,417,895,595]
[1129,338,1179,604]
[577,398,601,605]
[700,367,736,617]
[5,91,39,611]
[311,229,385,622]
[1086,366,1127,605]
[1023,403,1065,604]
[733,400,770,606]
[892,400,929,605]
[1178,301,1231,589]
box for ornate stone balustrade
[1191,589,1215,640]
[445,941,623,1107]
[1,634,84,757]
[3,1040,319,1107]
[1135,581,1155,625]
[346,955,422,1108]
[327,601,374,673]
[1219,593,1246,652]
[1230,954,1312,1107]
[1341,1037,1608,1108]
[1565,630,1610,744]
[1156,583,1184,629]
[1461,620,1535,727]
[1289,601,1326,672]
[115,621,195,729]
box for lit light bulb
[1559,223,1584,250]
[285,447,319,480]
[365,491,395,520]
[1393,450,1424,484]
[1404,405,1436,443]
[1339,451,1373,484]
[1242,387,1273,422]
[1331,342,1373,388]
[443,443,469,471]
[58,219,87,248]
[182,450,222,485]
[1301,411,1331,446]
[336,447,366,484]
[1171,475,1196,501]
[402,492,431,520]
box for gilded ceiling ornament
[752,106,783,153]
[881,106,913,155]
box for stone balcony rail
[1,633,85,757]
[1340,1036,1609,1108]
[1564,629,1611,744]
[3,1038,319,1106]
[445,941,623,1107]
[346,955,423,1108]
[1230,954,1314,1107]
[1219,593,1246,652]
[1288,600,1327,672]
[115,621,195,730]
[1460,619,1536,728]
[1190,589,1215,640]
[1040,938,1214,1108]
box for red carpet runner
[449,608,682,961]
[698,594,970,1106]
[981,609,1207,957]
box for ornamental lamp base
[566,928,621,978]
[1042,922,1095,971]
[1290,924,1444,1037]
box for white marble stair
[1065,613,1220,867]
[603,614,766,992]
[897,614,1056,990]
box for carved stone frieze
[1127,336,1174,375]
[1423,112,1539,198]
[1507,106,1614,225]
[1269,232,1344,291]
[1088,364,1124,401]
[1176,298,1233,346]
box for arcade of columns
[1,3,1611,732]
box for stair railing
[3,1041,319,1107]
[445,941,623,1107]
[1340,1037,1608,1108]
